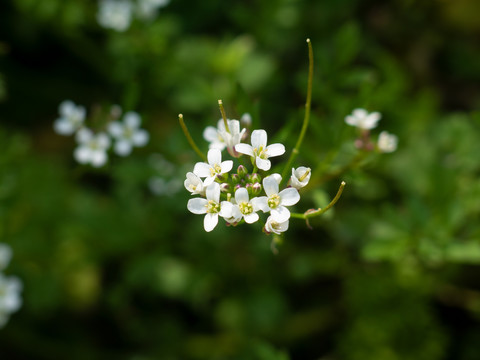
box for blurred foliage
[1,0,480,359]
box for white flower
[74,128,111,167]
[136,0,169,19]
[184,172,206,196]
[377,131,398,153]
[53,100,86,135]
[265,216,289,235]
[193,148,233,186]
[0,244,12,271]
[187,183,231,232]
[203,119,246,156]
[0,274,22,328]
[240,113,252,128]
[235,129,285,171]
[290,166,311,189]
[108,111,149,156]
[97,0,133,32]
[256,174,300,222]
[345,108,381,130]
[225,188,261,224]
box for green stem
[218,99,230,134]
[178,114,207,161]
[281,38,314,184]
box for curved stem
[218,99,230,134]
[281,38,314,184]
[178,114,207,161]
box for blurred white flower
[264,216,289,235]
[377,131,398,153]
[256,174,300,222]
[235,129,285,171]
[184,172,206,196]
[0,274,22,328]
[97,0,133,32]
[53,100,86,135]
[136,0,169,19]
[193,148,233,186]
[74,128,111,167]
[149,177,182,196]
[203,119,246,156]
[0,244,12,271]
[187,183,231,232]
[240,113,252,128]
[290,166,311,189]
[108,111,149,156]
[345,108,381,130]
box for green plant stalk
[218,99,230,134]
[290,181,346,222]
[281,38,314,184]
[178,114,207,161]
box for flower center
[209,163,222,177]
[206,200,220,214]
[239,201,253,215]
[253,146,267,160]
[267,194,280,209]
[123,127,134,139]
[189,184,197,191]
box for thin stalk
[218,99,230,133]
[281,38,314,183]
[178,114,207,161]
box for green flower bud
[251,173,261,184]
[231,174,241,185]
[237,165,248,178]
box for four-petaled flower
[108,111,149,156]
[74,128,111,167]
[290,167,311,189]
[377,131,398,153]
[264,216,289,235]
[235,129,285,171]
[224,187,261,224]
[184,172,206,196]
[187,183,231,232]
[53,100,86,135]
[193,148,233,186]
[256,174,300,222]
[345,108,381,130]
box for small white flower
[193,148,233,186]
[265,216,289,235]
[256,174,300,222]
[229,188,261,224]
[235,129,285,171]
[240,113,252,128]
[187,183,231,232]
[74,128,111,167]
[203,119,246,156]
[136,0,169,19]
[377,131,398,153]
[345,108,381,130]
[97,0,133,32]
[53,100,86,135]
[290,166,311,189]
[0,244,12,271]
[0,274,22,328]
[108,111,149,156]
[184,172,206,196]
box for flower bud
[216,173,228,183]
[231,174,241,185]
[251,182,262,196]
[251,173,261,184]
[237,165,248,178]
[220,183,231,193]
[245,183,253,196]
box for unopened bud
[216,173,228,183]
[251,182,262,196]
[245,183,253,196]
[251,173,261,184]
[237,165,248,178]
[231,174,241,185]
[220,183,231,193]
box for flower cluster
[185,115,311,234]
[97,0,170,32]
[345,108,398,153]
[0,243,22,328]
[54,100,149,167]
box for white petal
[271,173,282,184]
[254,196,269,212]
[279,188,300,206]
[132,129,149,146]
[75,128,93,144]
[256,157,271,171]
[90,150,108,167]
[235,187,249,203]
[124,111,141,128]
[203,126,219,142]
[234,143,254,157]
[270,206,291,223]
[251,129,267,149]
[203,176,215,186]
[53,119,75,135]
[262,175,279,197]
[59,100,75,116]
[74,146,91,164]
[96,133,111,149]
[266,143,285,157]
[352,108,367,119]
[207,148,222,166]
[193,162,212,178]
[219,201,234,218]
[108,122,124,138]
[187,198,208,214]
[344,115,358,127]
[220,160,233,173]
[204,213,218,232]
[115,140,132,156]
[243,212,259,224]
[206,183,220,203]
